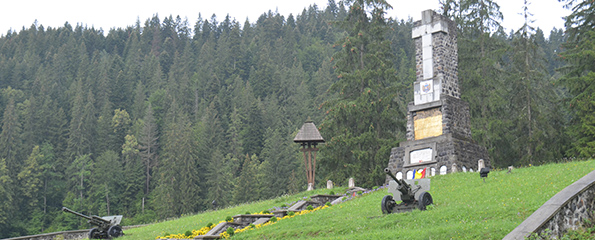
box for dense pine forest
[0,0,593,237]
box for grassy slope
[118,188,347,240]
[121,160,595,240]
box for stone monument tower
[386,10,489,180]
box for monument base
[386,133,489,182]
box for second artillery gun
[62,207,123,239]
[381,168,433,214]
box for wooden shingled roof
[294,120,325,143]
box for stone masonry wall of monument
[441,95,471,140]
[387,133,489,179]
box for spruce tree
[558,0,595,157]
[507,0,566,164]
[17,146,44,219]
[88,150,122,216]
[319,0,403,187]
[138,103,159,196]
[0,158,14,237]
[0,92,23,175]
[153,98,199,216]
[205,150,233,208]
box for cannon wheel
[108,225,123,238]
[381,195,396,214]
[88,228,99,239]
[417,191,433,210]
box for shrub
[280,204,287,208]
[184,230,193,237]
[329,191,335,195]
[262,210,271,214]
[270,217,277,223]
[245,211,251,214]
[357,191,363,195]
[287,211,295,216]
[206,222,213,228]
[306,205,314,211]
[325,201,332,207]
[225,216,233,222]
[226,227,235,237]
[249,223,255,229]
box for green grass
[120,160,595,240]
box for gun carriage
[62,207,123,239]
[381,168,433,214]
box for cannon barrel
[62,207,93,220]
[62,207,109,227]
[384,168,413,197]
[384,168,399,182]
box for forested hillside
[0,0,592,238]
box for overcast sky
[1,0,570,37]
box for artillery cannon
[381,168,433,214]
[62,207,123,239]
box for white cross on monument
[412,10,449,105]
[412,10,449,81]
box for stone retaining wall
[1,229,88,240]
[2,225,144,240]
[504,170,595,239]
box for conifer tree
[120,134,144,216]
[38,143,62,232]
[138,103,159,196]
[0,92,23,174]
[260,128,298,198]
[95,100,114,155]
[320,0,403,187]
[0,158,14,236]
[153,98,199,216]
[65,153,92,223]
[88,150,122,216]
[17,146,44,217]
[507,0,565,164]
[206,150,233,208]
[558,0,595,157]
[233,154,259,204]
[66,80,88,159]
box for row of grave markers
[394,159,487,180]
[325,177,357,190]
[324,159,486,189]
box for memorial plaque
[410,148,433,164]
[414,108,443,140]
